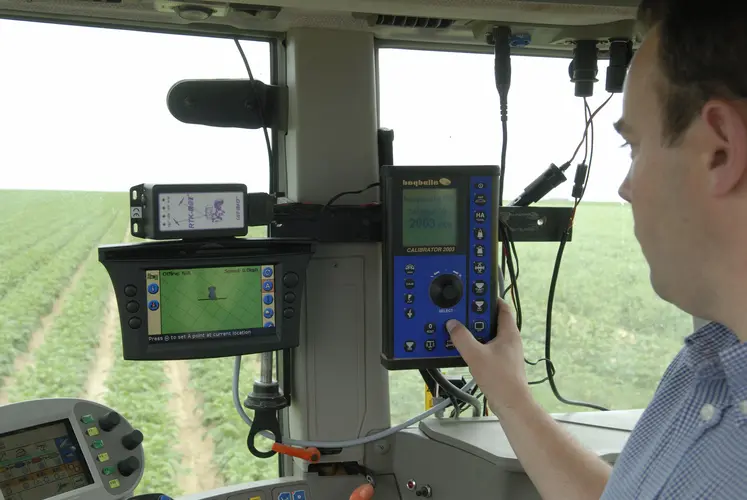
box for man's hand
[446,297,530,414]
[446,298,612,500]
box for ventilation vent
[373,15,455,29]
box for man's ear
[701,100,747,196]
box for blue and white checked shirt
[602,321,747,499]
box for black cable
[542,96,613,412]
[319,182,380,215]
[582,102,590,165]
[234,38,273,172]
[565,93,612,167]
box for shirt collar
[684,322,739,379]
[685,321,747,395]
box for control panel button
[474,228,485,240]
[87,427,100,437]
[283,308,295,319]
[405,263,415,275]
[424,322,436,335]
[283,272,299,288]
[473,262,486,274]
[404,278,415,289]
[429,274,463,308]
[263,295,274,305]
[472,281,486,295]
[284,292,296,303]
[97,452,110,463]
[474,211,486,223]
[124,285,137,297]
[264,308,275,319]
[474,245,485,258]
[128,317,142,329]
[404,308,415,319]
[404,293,414,304]
[424,339,436,351]
[474,193,487,205]
[263,281,274,292]
[117,456,140,477]
[264,322,275,328]
[404,341,415,352]
[100,412,121,432]
[148,300,160,311]
[262,267,274,278]
[279,493,292,500]
[445,339,455,350]
[80,414,94,424]
[474,182,485,189]
[122,430,144,451]
[109,479,121,489]
[472,300,486,314]
[102,466,115,476]
[473,321,486,332]
[126,301,139,313]
[91,440,104,449]
[293,490,307,500]
[147,283,159,294]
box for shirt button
[740,401,747,415]
[700,403,716,421]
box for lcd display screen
[145,265,276,343]
[0,420,93,500]
[402,188,458,247]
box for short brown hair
[637,0,747,145]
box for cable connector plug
[491,26,512,119]
[510,163,567,207]
[572,163,588,199]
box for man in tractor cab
[448,1,747,498]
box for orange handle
[271,443,321,463]
[349,484,375,499]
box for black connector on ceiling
[374,15,455,28]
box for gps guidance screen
[146,265,275,343]
[0,420,93,500]
[402,188,458,247]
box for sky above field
[0,19,631,202]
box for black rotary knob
[429,274,463,308]
[117,456,141,477]
[122,430,144,450]
[99,411,121,432]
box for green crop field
[0,189,694,497]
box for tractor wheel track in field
[166,360,220,494]
[0,257,88,405]
[83,226,131,403]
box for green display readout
[159,266,262,334]
[401,188,458,247]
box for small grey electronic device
[0,398,144,500]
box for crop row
[6,219,126,401]
[188,356,278,486]
[0,211,121,384]
[0,192,125,300]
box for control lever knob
[99,411,121,432]
[429,274,463,308]
[122,430,144,450]
[117,456,140,477]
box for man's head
[617,1,747,324]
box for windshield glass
[0,19,275,497]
